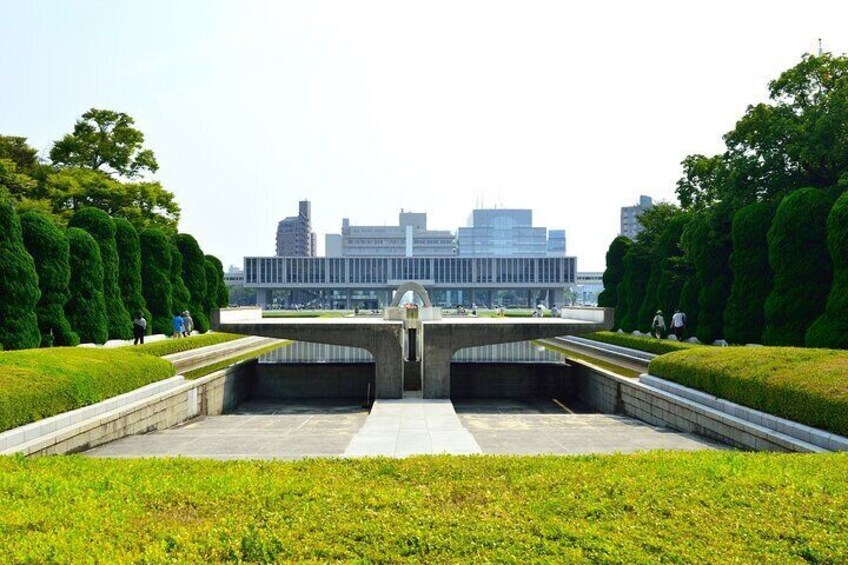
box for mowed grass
[650,346,848,436]
[0,348,174,432]
[584,331,697,355]
[262,310,349,318]
[1,452,847,563]
[183,341,291,379]
[133,332,243,357]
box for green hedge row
[582,331,695,355]
[133,332,242,357]
[0,347,174,432]
[649,346,848,436]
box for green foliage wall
[205,254,229,307]
[0,196,42,350]
[202,259,219,319]
[139,228,174,336]
[598,236,630,310]
[65,227,108,344]
[114,218,151,333]
[763,188,838,346]
[619,244,652,332]
[655,215,689,318]
[168,242,191,314]
[693,205,733,344]
[723,201,776,344]
[19,212,79,347]
[805,189,848,348]
[176,234,209,333]
[69,208,131,340]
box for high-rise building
[620,195,653,240]
[276,200,316,257]
[457,208,563,257]
[324,211,455,257]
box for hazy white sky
[3,1,847,270]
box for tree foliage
[723,201,776,344]
[763,188,838,346]
[693,204,734,344]
[114,218,151,333]
[635,204,686,332]
[597,236,630,319]
[65,227,108,344]
[655,214,690,318]
[618,244,652,333]
[19,211,79,347]
[0,196,42,350]
[69,208,132,340]
[176,234,209,333]
[205,254,229,307]
[139,228,174,336]
[805,188,848,348]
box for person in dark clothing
[132,311,147,345]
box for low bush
[583,331,696,355]
[0,347,174,432]
[649,346,848,436]
[0,452,846,562]
[133,332,242,357]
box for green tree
[203,259,220,319]
[597,236,631,327]
[723,201,776,344]
[0,136,38,174]
[0,195,41,350]
[205,254,229,307]
[68,208,132,340]
[763,187,838,345]
[675,216,705,339]
[114,218,151,333]
[635,204,686,333]
[169,241,191,314]
[693,204,734,344]
[19,211,79,346]
[176,234,209,332]
[139,228,174,336]
[65,227,108,344]
[619,244,652,332]
[50,108,159,179]
[655,214,690,318]
[805,188,848,348]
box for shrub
[0,347,174,432]
[763,188,838,345]
[113,218,151,333]
[597,236,630,312]
[205,254,229,307]
[724,201,776,344]
[133,332,242,357]
[65,227,108,344]
[693,205,733,344]
[69,208,132,339]
[618,243,651,332]
[583,331,696,355]
[649,346,848,436]
[0,196,41,350]
[169,241,191,314]
[19,211,79,347]
[176,234,209,332]
[806,189,848,348]
[139,228,173,336]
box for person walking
[132,311,147,345]
[652,310,666,339]
[671,309,687,340]
[182,311,194,337]
[172,313,184,338]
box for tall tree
[50,108,159,179]
[139,228,174,336]
[693,203,734,344]
[0,195,41,350]
[114,218,151,333]
[176,234,209,332]
[205,254,229,307]
[169,241,191,314]
[654,214,690,318]
[635,204,685,332]
[618,243,652,332]
[0,136,38,174]
[20,211,79,346]
[597,236,630,328]
[65,227,108,344]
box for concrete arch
[390,281,433,308]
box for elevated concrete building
[620,195,653,240]
[276,200,316,257]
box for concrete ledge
[164,336,280,372]
[559,336,656,363]
[641,375,848,452]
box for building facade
[276,200,316,256]
[325,211,455,257]
[547,229,567,256]
[457,208,564,257]
[620,195,653,240]
[571,271,604,306]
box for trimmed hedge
[202,258,219,319]
[597,236,630,313]
[133,332,242,357]
[805,189,848,348]
[618,244,651,332]
[763,188,838,345]
[0,347,174,432]
[583,331,695,355]
[724,201,776,344]
[69,208,132,340]
[139,228,173,336]
[114,218,151,333]
[0,196,41,350]
[693,205,733,344]
[65,228,108,344]
[654,215,689,320]
[176,234,209,332]
[649,346,848,436]
[169,241,191,316]
[1,453,847,562]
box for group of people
[651,309,688,339]
[129,310,195,345]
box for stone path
[343,398,482,457]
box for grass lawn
[183,341,291,379]
[650,346,848,437]
[535,340,641,378]
[0,452,846,562]
[133,332,243,357]
[262,310,349,318]
[583,331,697,355]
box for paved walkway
[343,398,482,457]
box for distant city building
[325,210,455,257]
[457,208,564,257]
[276,200,316,257]
[571,271,604,306]
[620,195,653,240]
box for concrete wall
[253,363,374,400]
[450,363,575,400]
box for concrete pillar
[422,345,453,399]
[256,288,272,308]
[372,332,404,399]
